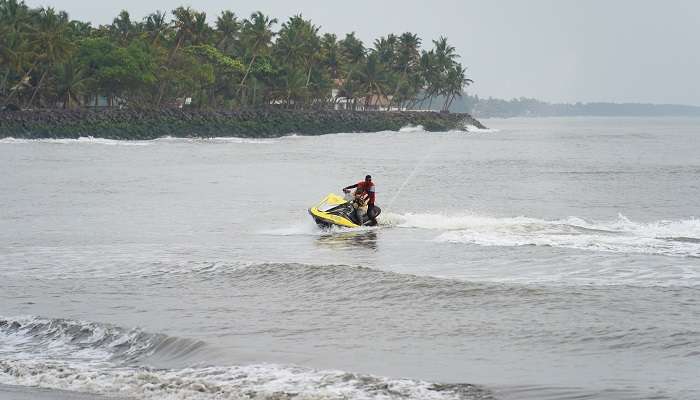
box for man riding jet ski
[309,175,381,228]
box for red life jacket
[355,181,375,205]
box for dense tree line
[0,0,473,111]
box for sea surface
[1,117,699,400]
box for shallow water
[1,117,699,399]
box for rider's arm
[343,183,358,191]
[368,186,375,205]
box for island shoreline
[0,109,485,140]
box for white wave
[0,316,202,366]
[0,137,150,146]
[464,125,499,133]
[1,136,282,145]
[0,360,468,400]
[0,315,474,399]
[390,212,700,257]
[399,124,426,133]
[154,136,279,144]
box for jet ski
[309,193,381,228]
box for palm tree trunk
[238,53,257,98]
[306,64,313,87]
[28,70,47,107]
[5,66,35,105]
[156,36,184,107]
[1,69,10,96]
[390,65,408,111]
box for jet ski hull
[309,193,381,228]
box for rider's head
[365,174,372,182]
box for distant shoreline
[0,109,485,140]
[447,95,700,118]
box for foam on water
[0,137,150,146]
[0,360,485,400]
[1,136,282,145]
[0,316,488,400]
[154,136,279,144]
[399,124,426,133]
[388,212,700,258]
[463,125,499,133]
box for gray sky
[27,0,700,105]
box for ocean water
[1,117,699,400]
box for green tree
[320,33,340,79]
[359,52,390,109]
[143,11,169,46]
[54,59,91,108]
[239,11,277,99]
[441,63,472,112]
[391,32,421,109]
[273,15,321,107]
[110,10,134,44]
[337,32,366,109]
[27,7,74,106]
[0,0,32,100]
[156,6,207,106]
[214,10,240,55]
[0,3,473,112]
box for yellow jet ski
[309,193,381,228]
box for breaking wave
[399,124,426,133]
[0,316,205,365]
[463,125,499,133]
[0,316,489,400]
[387,212,700,257]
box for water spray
[386,139,443,209]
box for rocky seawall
[0,109,485,139]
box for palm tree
[359,52,390,109]
[337,32,365,108]
[418,50,439,109]
[339,32,365,66]
[390,32,421,109]
[1,31,30,101]
[55,60,91,108]
[190,11,210,45]
[433,36,458,72]
[0,0,31,32]
[156,6,205,106]
[143,11,168,46]
[68,20,92,39]
[111,10,133,44]
[320,33,340,79]
[441,63,472,112]
[170,7,199,58]
[274,15,320,96]
[373,34,397,65]
[214,10,240,55]
[27,7,74,106]
[238,11,277,96]
[1,0,32,102]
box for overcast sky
[26,0,700,105]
